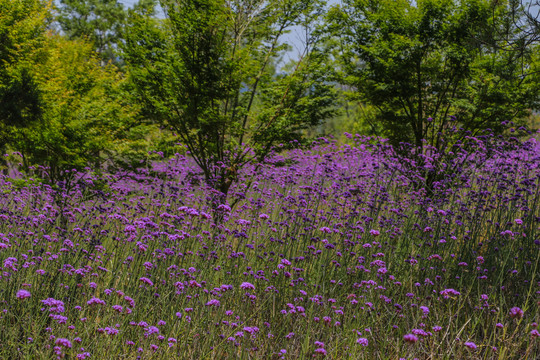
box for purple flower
[123,296,135,308]
[139,277,153,286]
[403,334,418,343]
[55,338,72,348]
[145,326,160,337]
[16,289,31,300]
[281,259,291,266]
[240,282,255,290]
[509,307,524,319]
[356,338,368,346]
[87,297,106,306]
[243,326,259,334]
[105,327,119,335]
[412,328,429,337]
[440,288,461,299]
[464,341,477,350]
[206,299,220,307]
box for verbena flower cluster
[0,129,539,359]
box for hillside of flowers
[0,130,539,359]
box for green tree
[7,34,142,182]
[0,0,182,182]
[56,0,157,64]
[0,0,50,156]
[328,0,540,149]
[122,0,336,200]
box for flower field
[0,132,539,359]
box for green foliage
[122,0,337,197]
[327,0,540,149]
[308,85,381,142]
[0,0,49,64]
[56,0,130,64]
[56,0,158,66]
[0,0,50,154]
[0,65,43,129]
[6,35,119,180]
[24,34,169,182]
[0,0,183,182]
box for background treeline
[1,0,540,191]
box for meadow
[0,129,539,359]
